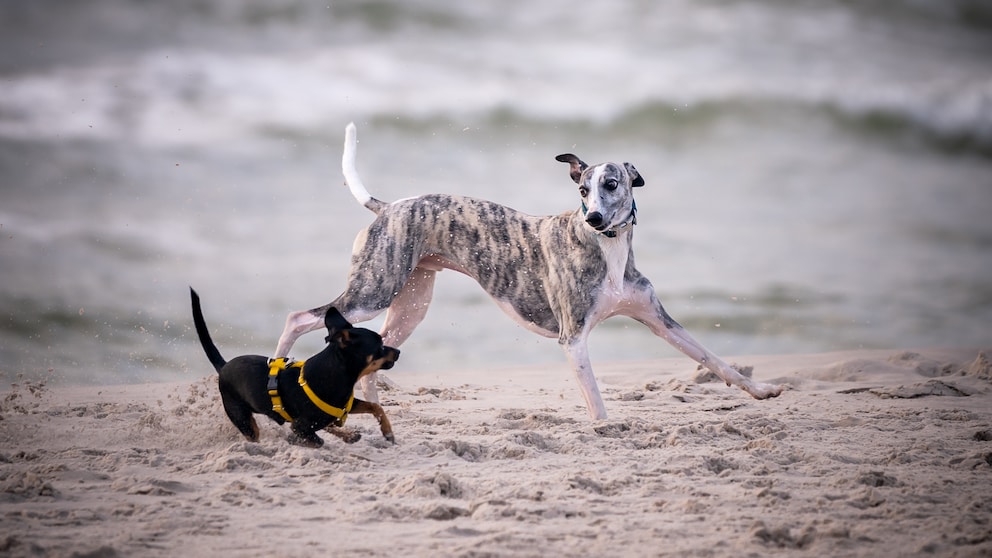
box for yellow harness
[267,358,354,426]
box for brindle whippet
[273,124,783,419]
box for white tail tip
[342,122,372,206]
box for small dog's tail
[189,287,226,373]
[343,122,387,215]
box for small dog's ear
[324,308,352,337]
[624,162,645,188]
[555,154,588,184]
[327,328,352,349]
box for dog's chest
[597,235,629,301]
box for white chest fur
[597,233,630,303]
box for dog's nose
[382,348,400,369]
[585,211,604,229]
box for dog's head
[556,154,644,234]
[324,308,401,379]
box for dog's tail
[189,287,226,373]
[343,122,387,215]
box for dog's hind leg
[381,266,438,347]
[273,310,324,358]
[220,393,261,442]
[359,265,437,404]
[273,300,388,359]
[275,224,422,359]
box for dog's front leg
[562,338,609,420]
[627,288,783,399]
[350,399,395,443]
[663,325,782,397]
[325,426,362,444]
[289,422,325,448]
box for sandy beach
[3,2,991,557]
[2,347,990,557]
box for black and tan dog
[190,288,400,447]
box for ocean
[1,0,991,387]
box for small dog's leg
[249,416,259,442]
[325,427,362,444]
[289,423,325,448]
[562,339,609,420]
[350,399,395,443]
[221,393,262,441]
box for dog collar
[266,358,354,426]
[580,199,637,238]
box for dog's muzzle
[585,211,606,230]
[380,347,400,370]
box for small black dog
[190,288,400,447]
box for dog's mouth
[584,219,615,235]
[364,347,400,374]
[384,346,400,368]
[584,209,622,234]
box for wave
[2,0,990,154]
[0,53,988,157]
[366,93,992,158]
[615,96,992,157]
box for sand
[2,348,991,557]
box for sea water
[1,0,990,386]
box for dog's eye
[579,187,588,197]
[604,179,618,191]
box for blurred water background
[1,0,991,387]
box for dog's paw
[288,432,325,448]
[324,427,362,444]
[746,382,784,400]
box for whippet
[273,123,783,419]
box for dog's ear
[323,308,353,345]
[327,328,352,349]
[555,154,587,184]
[624,162,645,188]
